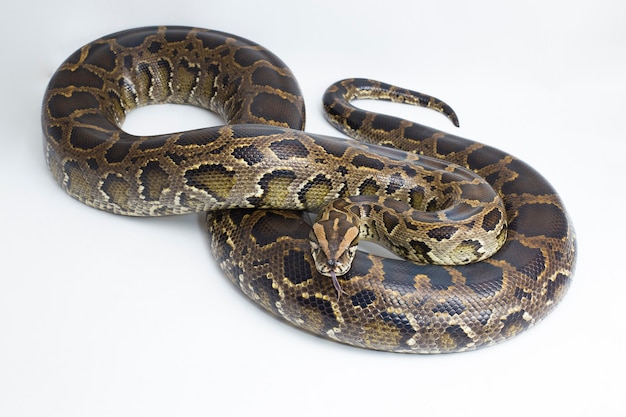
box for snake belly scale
[42,26,576,353]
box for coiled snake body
[42,26,576,353]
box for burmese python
[42,26,576,353]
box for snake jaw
[325,252,356,299]
[309,240,353,275]
[309,237,355,298]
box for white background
[1,1,624,416]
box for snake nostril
[327,259,336,267]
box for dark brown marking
[47,91,100,119]
[297,294,336,318]
[514,287,533,301]
[547,273,570,302]
[249,273,282,309]
[68,126,107,151]
[476,309,492,326]
[512,203,569,239]
[432,297,466,316]
[250,93,302,126]
[401,165,417,178]
[104,139,135,164]
[495,240,545,280]
[147,41,162,53]
[84,43,118,72]
[458,182,494,203]
[383,198,410,213]
[382,211,400,234]
[49,67,105,90]
[428,134,473,156]
[251,66,300,96]
[409,239,431,259]
[380,311,415,335]
[164,151,186,164]
[297,174,333,205]
[268,138,309,159]
[500,159,556,196]
[500,310,531,337]
[443,325,473,348]
[75,113,117,131]
[351,290,377,308]
[162,27,190,43]
[445,202,482,221]
[351,154,384,170]
[283,249,313,285]
[466,144,504,170]
[464,262,504,297]
[175,130,219,146]
[45,125,64,144]
[231,125,287,139]
[232,144,263,166]
[481,207,503,232]
[427,226,458,241]
[250,211,302,247]
[358,178,380,195]
[86,158,98,170]
[371,114,402,132]
[315,135,348,158]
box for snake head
[309,217,360,296]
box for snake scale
[42,26,576,353]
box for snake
[42,26,576,353]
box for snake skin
[42,26,576,353]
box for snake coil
[42,26,576,353]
